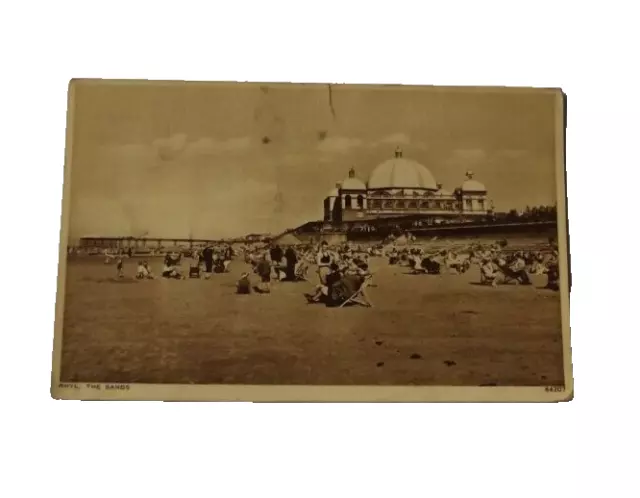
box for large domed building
[323,147,491,223]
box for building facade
[323,147,492,223]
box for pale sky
[67,81,560,240]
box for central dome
[368,156,438,190]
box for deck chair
[294,262,309,281]
[339,274,374,308]
[188,265,201,278]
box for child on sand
[136,260,154,279]
[116,258,124,278]
[236,272,251,294]
[255,255,272,293]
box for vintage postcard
[51,80,572,401]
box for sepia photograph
[51,80,571,401]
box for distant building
[323,147,491,223]
[245,233,271,243]
[77,237,216,250]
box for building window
[357,195,364,208]
[383,200,394,209]
[370,199,381,209]
[478,199,485,210]
[407,201,417,209]
[345,195,352,208]
[420,201,430,209]
[465,200,473,210]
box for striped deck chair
[339,274,374,308]
[294,262,309,281]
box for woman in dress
[284,246,298,281]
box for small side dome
[341,167,367,190]
[461,171,486,192]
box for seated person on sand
[213,259,226,274]
[136,260,155,279]
[305,263,342,304]
[328,262,370,307]
[410,253,423,271]
[444,251,463,274]
[388,248,399,265]
[499,252,532,285]
[435,251,450,271]
[270,255,287,281]
[544,251,560,290]
[162,252,185,279]
[480,258,500,287]
[529,251,547,275]
[211,251,226,273]
[338,255,352,272]
[305,262,369,306]
[236,272,252,294]
[414,252,441,274]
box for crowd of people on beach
[383,241,560,290]
[77,233,561,308]
[240,240,373,306]
[102,243,236,281]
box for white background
[1,1,638,496]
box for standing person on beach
[316,240,334,286]
[116,257,124,278]
[202,243,214,278]
[284,246,298,281]
[256,253,272,293]
[223,244,233,273]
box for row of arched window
[328,196,486,211]
[368,199,459,210]
[369,190,454,198]
[343,194,365,209]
